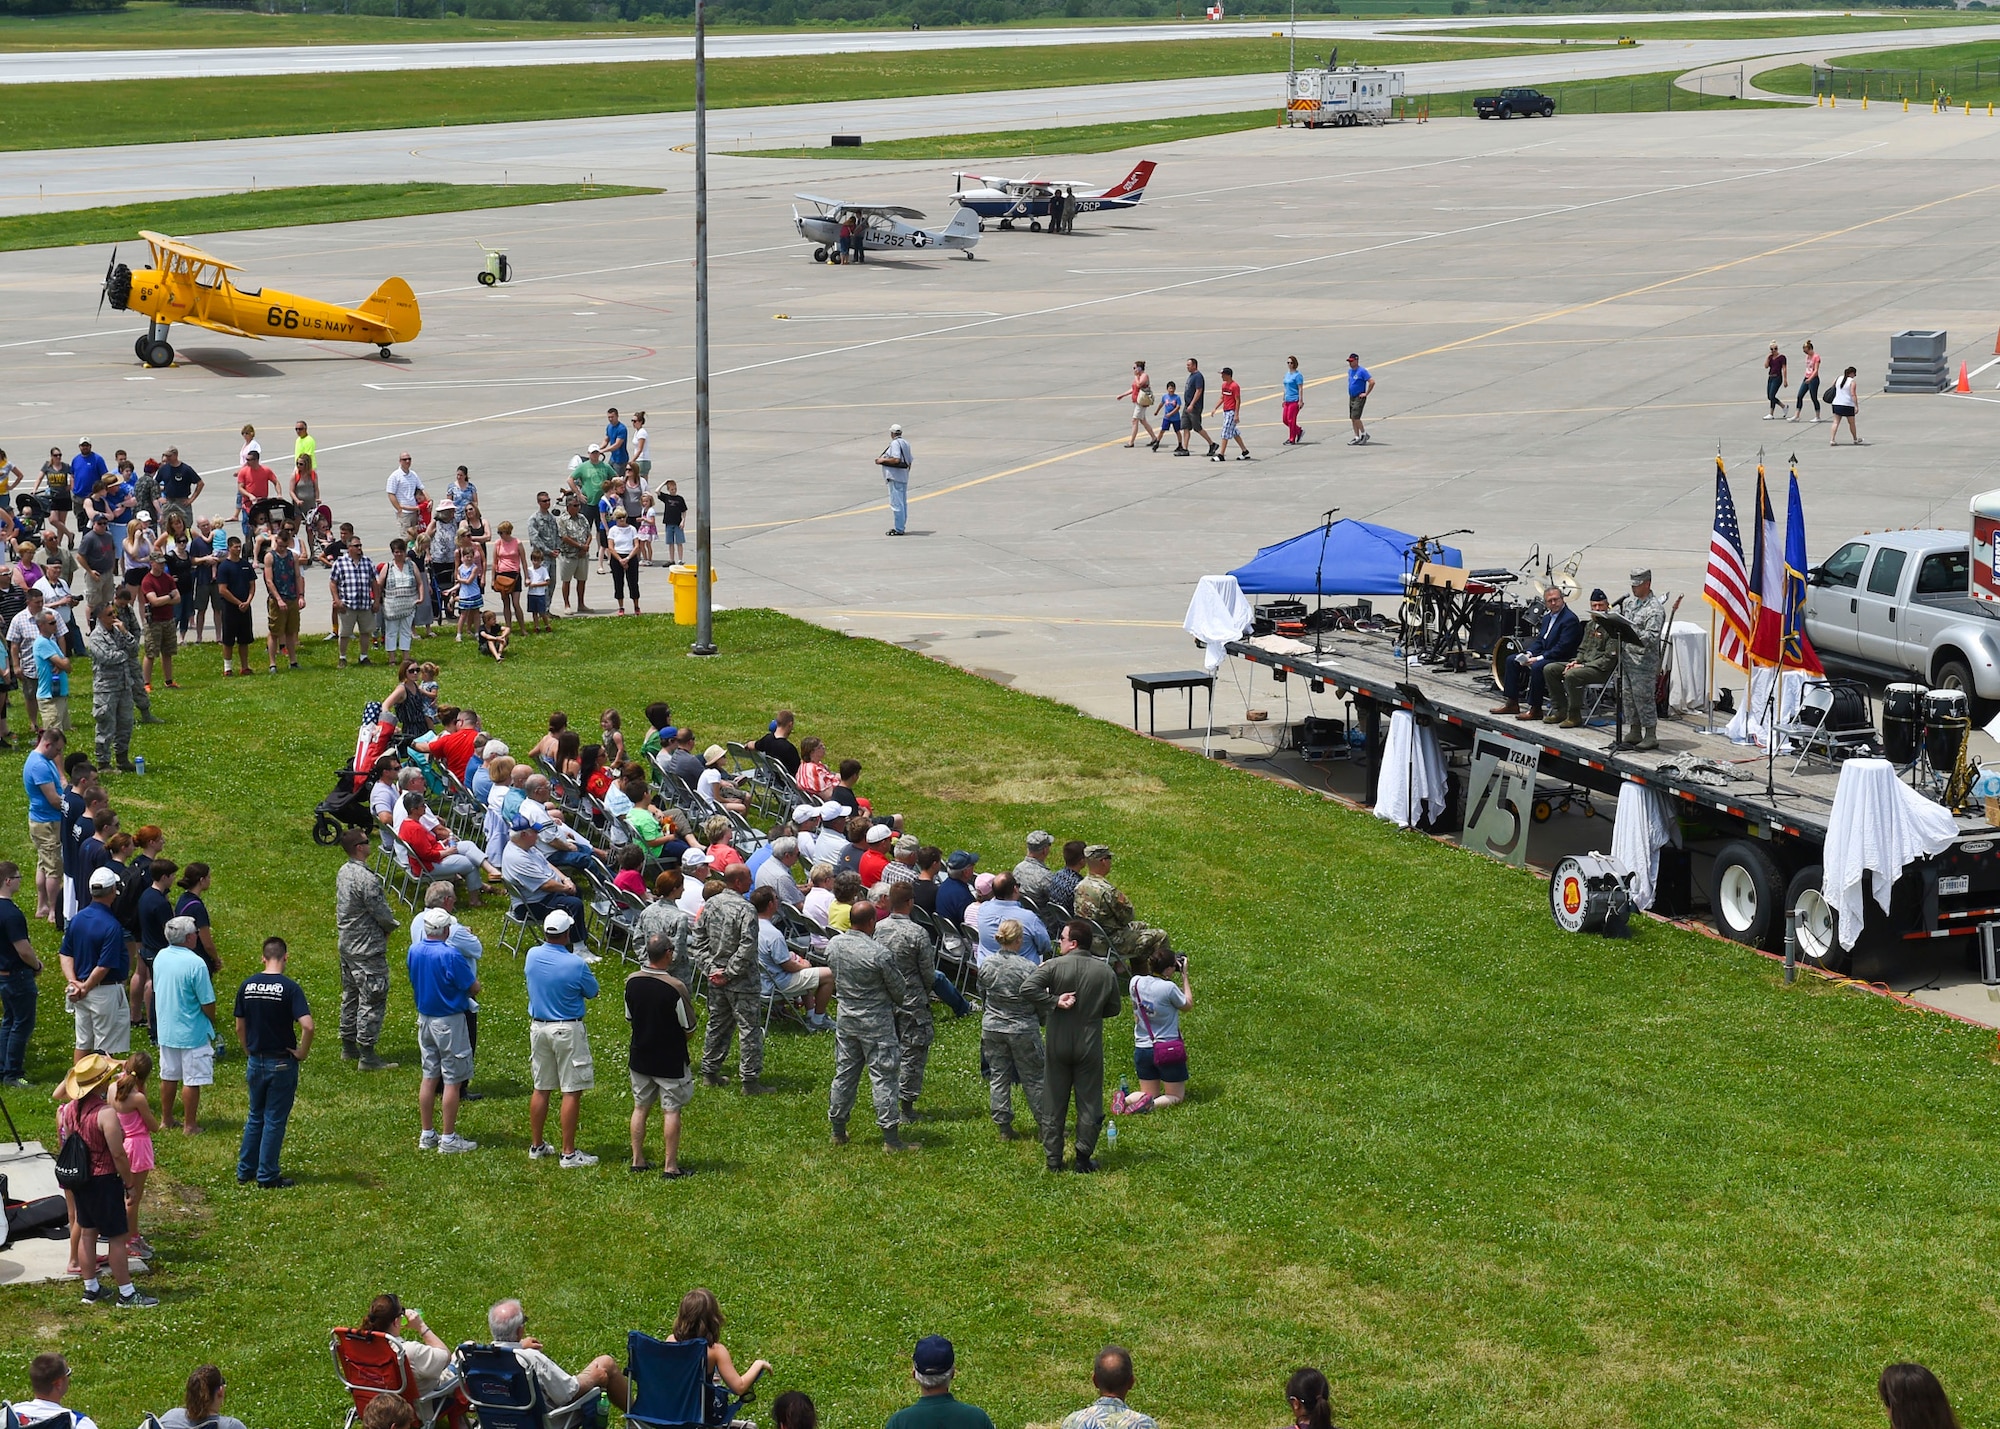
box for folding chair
[625,1332,756,1429]
[912,905,976,993]
[5,1405,75,1429]
[381,829,421,908]
[1580,674,1621,728]
[440,768,483,842]
[453,1344,602,1429]
[1779,679,1879,773]
[499,896,536,958]
[330,1328,454,1429]
[583,866,648,963]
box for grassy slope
[0,183,656,252]
[1422,13,2000,39]
[0,37,1585,152]
[1760,36,2000,98]
[2,609,1998,1429]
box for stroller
[313,767,375,846]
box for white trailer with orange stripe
[1286,62,1402,128]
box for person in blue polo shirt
[523,909,599,1169]
[935,851,979,927]
[59,866,130,1058]
[1345,352,1376,447]
[409,908,480,1154]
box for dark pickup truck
[1475,87,1557,119]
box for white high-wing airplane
[792,194,981,262]
[950,160,1156,230]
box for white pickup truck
[1803,527,2000,718]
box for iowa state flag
[1747,461,1822,673]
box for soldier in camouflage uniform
[874,882,936,1123]
[826,901,912,1151]
[84,595,153,773]
[696,864,766,1093]
[1552,589,1616,728]
[1615,568,1668,751]
[1011,830,1056,906]
[637,890,692,988]
[1072,844,1169,972]
[333,828,401,1070]
[979,917,1053,1141]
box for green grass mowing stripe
[2,608,1999,1428]
[0,37,1597,152]
[0,183,659,253]
[729,110,1279,160]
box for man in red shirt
[417,708,483,784]
[858,824,892,887]
[138,554,180,690]
[1216,365,1249,463]
[236,453,279,541]
[395,791,492,906]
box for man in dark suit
[1026,923,1122,1174]
[1491,585,1582,721]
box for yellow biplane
[102,230,422,368]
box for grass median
[1759,37,2000,102]
[1423,12,2000,41]
[0,36,1589,152]
[0,182,657,253]
[2,606,1999,1429]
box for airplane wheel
[998,219,1013,231]
[964,251,976,260]
[378,346,392,359]
[134,336,150,362]
[1029,220,1041,232]
[812,247,828,263]
[477,271,497,286]
[143,340,173,369]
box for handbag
[1132,980,1186,1066]
[1137,388,1155,409]
[492,571,519,594]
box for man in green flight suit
[1026,920,1121,1173]
[1552,588,1616,729]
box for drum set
[1884,682,1973,796]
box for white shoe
[418,1130,439,1151]
[560,1150,600,1168]
[529,1141,559,1159]
[438,1133,479,1154]
[1762,413,1776,420]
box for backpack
[111,861,150,935]
[53,1101,93,1191]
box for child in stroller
[313,766,376,846]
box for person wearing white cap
[60,865,133,1060]
[696,745,746,814]
[875,424,913,537]
[791,804,825,864]
[410,906,481,1153]
[676,848,710,918]
[525,909,600,1168]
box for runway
[0,25,1983,216]
[0,11,1912,82]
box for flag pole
[1708,442,1721,736]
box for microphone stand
[1313,506,1339,657]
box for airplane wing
[794,194,926,220]
[178,313,261,340]
[139,230,243,272]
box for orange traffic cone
[1960,361,1973,394]
[1992,325,2000,355]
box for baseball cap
[89,866,122,893]
[889,423,904,436]
[1026,830,1054,850]
[483,739,510,759]
[974,872,995,898]
[867,824,892,844]
[894,834,919,856]
[542,909,575,935]
[681,848,711,870]
[508,813,548,834]
[422,908,454,934]
[912,1337,954,1375]
[819,801,848,822]
[793,802,822,823]
[946,850,978,872]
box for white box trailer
[1286,64,1404,128]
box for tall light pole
[689,0,716,657]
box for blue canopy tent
[1228,519,1462,597]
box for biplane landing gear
[138,321,173,368]
[143,341,174,368]
[378,345,393,359]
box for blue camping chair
[4,1407,74,1429]
[454,1344,604,1429]
[625,1332,756,1429]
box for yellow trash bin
[669,564,715,626]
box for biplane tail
[352,276,422,345]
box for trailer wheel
[1784,864,1851,974]
[1531,798,1552,824]
[1709,839,1785,950]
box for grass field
[731,110,1278,159]
[0,183,657,252]
[2,608,1999,1429]
[1414,66,1785,114]
[0,36,1588,152]
[1759,36,2000,101]
[1423,12,2000,40]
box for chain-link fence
[1810,62,2000,103]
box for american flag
[1703,457,1753,670]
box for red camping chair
[330,1328,461,1429]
